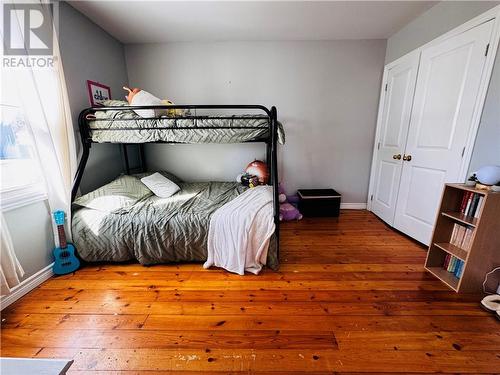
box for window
[1,82,46,210]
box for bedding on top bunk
[87,100,285,144]
[71,172,278,269]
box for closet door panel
[394,20,493,245]
[402,166,446,225]
[371,52,420,224]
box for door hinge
[385,83,388,92]
[461,146,466,158]
[377,142,381,150]
[370,194,373,201]
[485,43,490,57]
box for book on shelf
[460,191,484,218]
[450,223,473,251]
[442,254,464,279]
[457,260,465,278]
[448,257,455,272]
[444,253,451,269]
[473,196,484,218]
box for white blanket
[203,185,275,275]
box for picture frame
[86,80,111,107]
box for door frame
[367,4,500,211]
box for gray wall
[469,39,500,174]
[385,1,499,63]
[59,1,129,193]
[125,40,386,203]
[3,202,54,281]
[385,1,500,176]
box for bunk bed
[71,103,282,269]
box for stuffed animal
[278,184,303,221]
[123,87,185,117]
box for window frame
[0,104,47,212]
[1,180,47,211]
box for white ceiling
[69,1,437,44]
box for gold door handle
[393,154,402,160]
[403,154,412,161]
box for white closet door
[394,20,494,245]
[371,52,420,224]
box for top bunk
[79,101,285,145]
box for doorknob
[393,154,402,160]
[403,154,412,161]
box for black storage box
[297,189,341,217]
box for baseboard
[340,203,367,210]
[1,263,54,310]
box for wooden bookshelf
[425,183,500,293]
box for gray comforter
[88,100,285,144]
[72,181,278,269]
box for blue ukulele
[52,210,80,275]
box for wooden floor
[1,211,499,374]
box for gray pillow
[74,175,152,213]
[94,100,138,121]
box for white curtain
[0,213,24,296]
[7,2,77,244]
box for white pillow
[130,90,163,118]
[141,172,180,198]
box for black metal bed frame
[72,104,280,253]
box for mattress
[72,179,278,269]
[87,101,285,144]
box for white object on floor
[480,294,500,312]
[482,266,500,294]
[0,358,73,375]
[204,185,275,275]
[141,172,180,198]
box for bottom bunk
[72,172,279,271]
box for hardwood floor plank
[3,313,498,332]
[141,314,500,332]
[1,329,338,350]
[3,328,498,352]
[71,263,425,274]
[0,346,43,357]
[1,313,148,330]
[53,271,434,281]
[37,279,448,291]
[58,348,500,372]
[5,299,488,316]
[20,288,482,303]
[334,331,500,351]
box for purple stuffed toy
[279,184,303,221]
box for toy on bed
[236,173,260,188]
[279,183,303,221]
[123,86,187,118]
[237,160,270,188]
[245,160,269,184]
